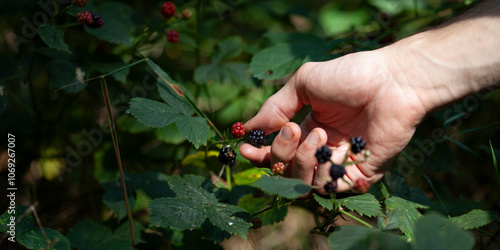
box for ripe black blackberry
[350,136,366,154]
[251,217,262,229]
[248,129,265,148]
[329,163,345,180]
[315,145,332,164]
[324,181,336,193]
[89,13,104,28]
[218,146,236,166]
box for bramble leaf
[313,193,334,211]
[251,175,310,199]
[413,213,474,250]
[175,116,210,149]
[85,18,131,45]
[450,209,500,230]
[149,197,207,230]
[238,194,287,226]
[38,24,71,54]
[337,193,381,217]
[0,205,34,236]
[127,97,179,128]
[384,196,428,240]
[329,225,409,250]
[18,228,71,250]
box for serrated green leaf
[0,205,34,235]
[134,171,174,199]
[66,219,143,250]
[329,225,409,250]
[149,197,207,230]
[46,60,87,93]
[206,203,251,239]
[158,84,193,115]
[18,228,71,250]
[167,175,219,202]
[127,97,179,128]
[175,116,209,148]
[85,19,131,45]
[450,209,500,230]
[384,197,427,240]
[413,213,474,250]
[38,24,71,54]
[155,124,186,145]
[338,193,381,217]
[146,60,183,96]
[251,175,310,199]
[313,193,334,211]
[213,36,243,61]
[238,194,287,226]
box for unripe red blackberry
[248,129,265,148]
[231,122,245,139]
[73,0,88,7]
[315,145,332,164]
[77,11,93,25]
[161,1,177,18]
[218,146,236,166]
[166,30,179,43]
[353,179,370,193]
[329,163,345,180]
[272,162,285,175]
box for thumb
[244,71,310,134]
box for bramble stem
[226,165,232,190]
[339,210,373,228]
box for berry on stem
[248,129,265,148]
[88,12,104,28]
[181,9,193,19]
[324,181,337,193]
[77,11,93,25]
[166,30,179,43]
[161,1,177,18]
[353,179,370,193]
[231,122,245,139]
[272,162,285,175]
[218,146,236,166]
[329,163,346,180]
[73,0,88,7]
[350,136,366,154]
[251,217,262,229]
[315,145,332,164]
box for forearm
[382,0,500,113]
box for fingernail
[306,131,319,145]
[281,125,292,141]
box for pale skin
[240,0,500,193]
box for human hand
[240,50,428,193]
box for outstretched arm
[240,0,500,193]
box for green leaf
[167,175,219,202]
[102,181,137,221]
[412,213,474,250]
[264,32,327,45]
[328,225,409,250]
[149,197,207,230]
[146,59,179,90]
[18,228,71,250]
[251,175,310,199]
[38,24,71,54]
[194,62,254,87]
[384,197,427,240]
[313,193,334,211]
[238,194,287,226]
[46,60,87,93]
[175,116,210,148]
[85,18,131,45]
[338,193,381,217]
[450,209,500,230]
[232,167,267,186]
[0,205,34,235]
[134,171,174,199]
[206,203,252,239]
[127,97,180,128]
[213,36,243,61]
[66,220,143,250]
[158,84,193,116]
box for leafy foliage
[251,175,311,199]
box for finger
[291,128,328,185]
[239,144,271,167]
[244,62,318,134]
[270,122,301,176]
[314,143,350,194]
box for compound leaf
[18,228,71,250]
[175,115,209,149]
[413,213,474,250]
[313,193,334,211]
[149,197,207,230]
[127,97,179,128]
[338,193,381,217]
[251,175,310,199]
[450,209,500,230]
[206,203,251,239]
[38,24,71,54]
[384,196,428,240]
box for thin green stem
[225,165,232,190]
[339,210,373,228]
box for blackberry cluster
[272,162,285,175]
[166,30,179,43]
[88,13,104,28]
[77,11,93,25]
[315,145,332,164]
[74,0,88,7]
[161,1,177,18]
[231,122,245,139]
[324,181,336,193]
[350,136,366,154]
[218,146,236,166]
[330,163,345,180]
[248,129,265,148]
